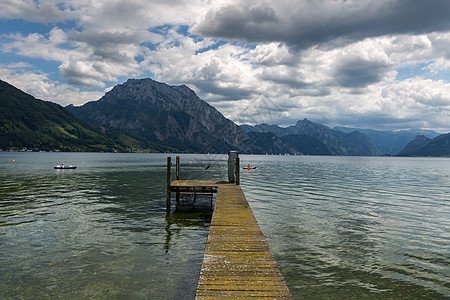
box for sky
[1,0,450,132]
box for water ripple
[240,155,450,298]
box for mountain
[241,123,285,136]
[280,135,332,155]
[68,78,257,153]
[396,135,431,156]
[0,79,141,152]
[397,134,450,156]
[246,132,296,154]
[242,119,382,156]
[334,127,440,155]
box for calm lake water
[0,152,449,299]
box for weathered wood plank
[170,180,231,188]
[195,184,292,299]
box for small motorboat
[54,165,77,169]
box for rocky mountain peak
[101,78,193,106]
[68,78,257,153]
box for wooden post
[166,157,172,213]
[228,151,239,183]
[235,157,240,185]
[176,156,181,180]
[175,156,180,204]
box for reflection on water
[164,211,212,254]
[1,153,449,299]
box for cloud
[387,78,450,108]
[0,0,213,89]
[194,0,450,50]
[69,30,148,49]
[195,3,278,40]
[2,27,72,62]
[332,56,391,88]
[0,63,104,105]
[73,0,216,31]
[144,31,261,101]
[0,0,66,23]
[2,27,148,88]
[251,43,296,66]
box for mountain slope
[397,134,450,156]
[246,132,296,154]
[68,78,257,153]
[396,135,431,156]
[286,119,382,155]
[280,134,332,155]
[0,79,137,152]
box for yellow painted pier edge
[166,153,292,299]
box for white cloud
[0,0,67,23]
[0,63,104,105]
[3,28,72,62]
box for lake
[0,152,449,299]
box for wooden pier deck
[169,180,230,192]
[166,154,291,298]
[180,182,293,299]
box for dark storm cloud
[332,57,391,88]
[58,64,104,88]
[195,0,450,50]
[69,30,144,48]
[191,79,255,101]
[195,4,279,41]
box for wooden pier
[166,153,292,299]
[195,183,292,299]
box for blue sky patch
[396,62,450,82]
[395,63,429,80]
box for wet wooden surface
[195,184,292,299]
[170,180,231,188]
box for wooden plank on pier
[195,184,292,299]
[169,180,231,194]
[170,180,231,188]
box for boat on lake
[54,165,77,169]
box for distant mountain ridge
[334,126,440,155]
[242,119,382,156]
[68,78,258,153]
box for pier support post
[176,156,180,180]
[166,157,172,213]
[228,151,239,183]
[175,156,180,204]
[235,157,240,185]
